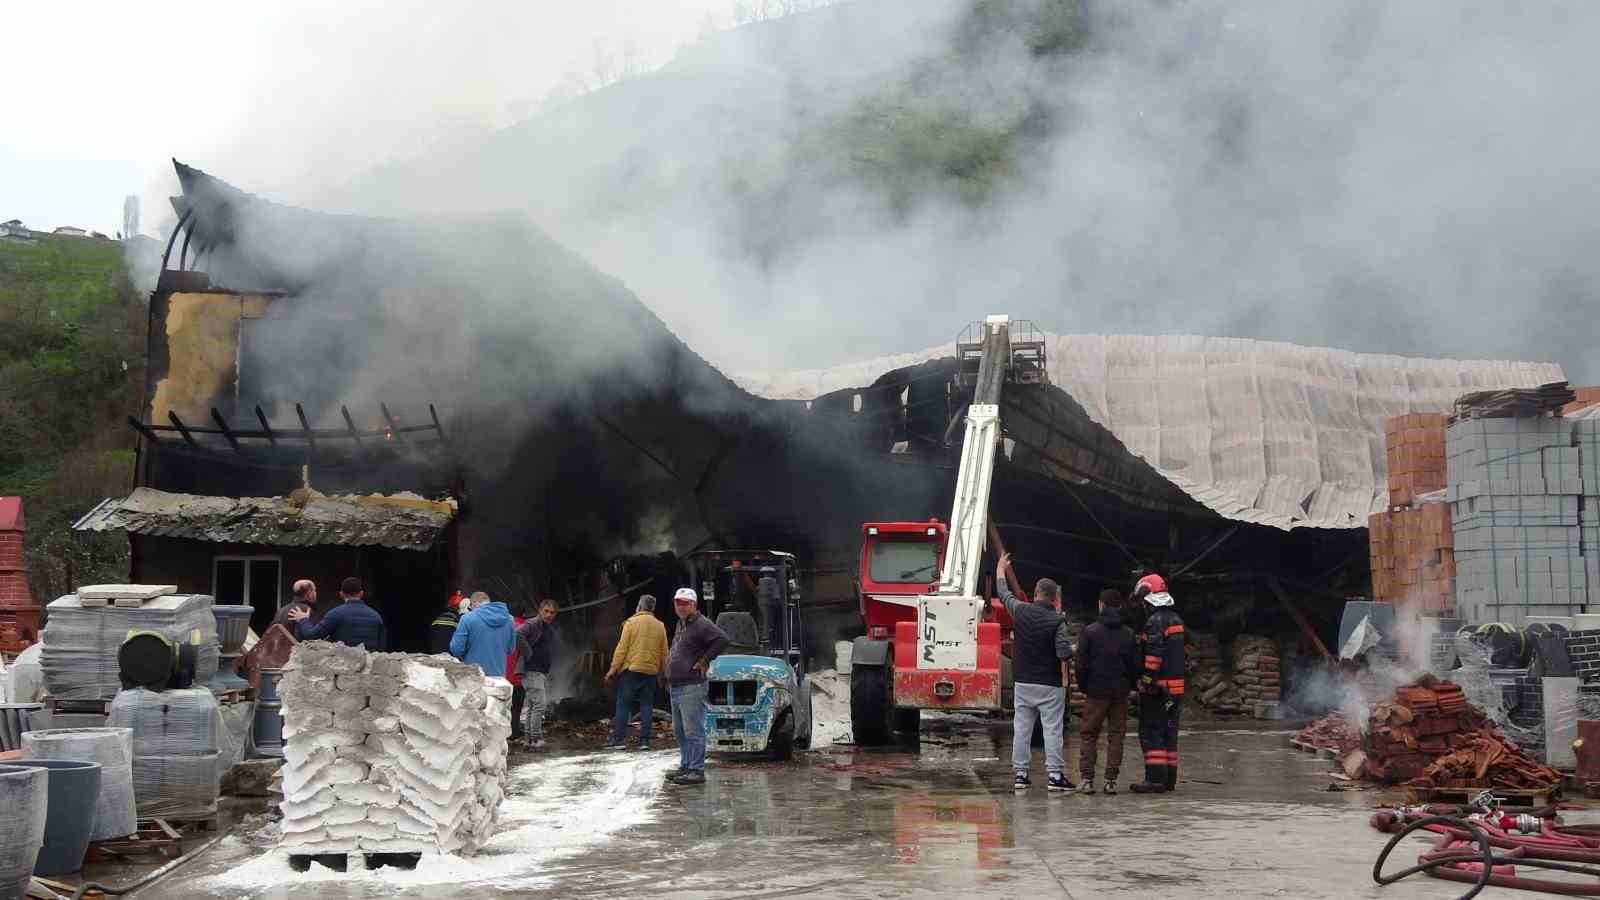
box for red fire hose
[1373,808,1600,897]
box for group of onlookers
[275,578,561,751]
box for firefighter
[1129,573,1184,794]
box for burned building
[77,160,1564,681]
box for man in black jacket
[1074,588,1141,794]
[997,553,1075,792]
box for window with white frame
[213,556,283,628]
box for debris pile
[1294,713,1361,755]
[276,643,511,857]
[1414,732,1562,791]
[1357,675,1559,790]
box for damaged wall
[147,291,278,426]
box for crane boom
[918,315,1013,672]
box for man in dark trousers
[663,587,729,786]
[1130,573,1185,794]
[517,600,559,750]
[996,553,1074,792]
[1075,588,1141,795]
[287,577,386,651]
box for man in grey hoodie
[663,587,729,786]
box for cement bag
[108,688,221,756]
[21,727,136,841]
[132,753,219,820]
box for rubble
[1293,714,1361,755]
[1357,674,1560,790]
[276,644,511,857]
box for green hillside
[0,233,144,602]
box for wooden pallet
[289,851,421,873]
[1404,785,1556,808]
[45,696,111,715]
[1289,739,1341,760]
[85,818,185,862]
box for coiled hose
[1374,814,1600,899]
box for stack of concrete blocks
[276,642,511,860]
[1579,418,1600,607]
[1447,415,1588,626]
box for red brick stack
[1369,504,1456,613]
[1562,386,1600,415]
[1386,413,1447,506]
[1370,414,1456,615]
[0,497,40,652]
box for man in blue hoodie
[450,590,516,677]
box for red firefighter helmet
[1135,573,1167,596]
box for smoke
[243,0,1592,381]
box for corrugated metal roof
[735,333,1565,531]
[72,488,456,551]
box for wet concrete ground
[120,720,1595,898]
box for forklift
[687,550,813,759]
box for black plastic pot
[11,759,101,875]
[0,763,48,899]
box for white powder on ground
[209,750,676,891]
[809,669,853,746]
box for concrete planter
[0,764,48,900]
[12,759,101,875]
[21,728,135,841]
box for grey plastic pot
[0,764,48,900]
[12,759,102,875]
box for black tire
[769,710,795,760]
[851,664,896,745]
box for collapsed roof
[737,335,1563,530]
[153,161,1564,543]
[74,488,456,551]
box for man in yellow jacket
[604,594,670,750]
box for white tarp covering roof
[737,333,1564,530]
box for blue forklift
[690,550,813,760]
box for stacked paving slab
[276,642,512,858]
[1447,415,1593,626]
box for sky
[1,0,730,235]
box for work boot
[1165,765,1178,792]
[1077,780,1096,796]
[670,770,706,785]
[1128,765,1168,794]
[664,767,686,780]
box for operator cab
[687,550,813,759]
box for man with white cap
[662,587,729,785]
